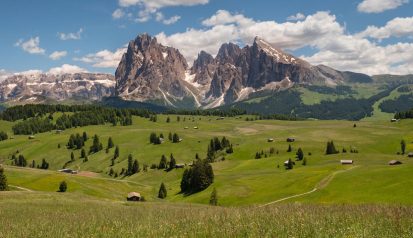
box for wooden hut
[127,192,141,201]
[340,160,353,165]
[286,138,295,142]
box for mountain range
[1,33,412,119]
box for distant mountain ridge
[0,72,115,104]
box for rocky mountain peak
[216,43,242,64]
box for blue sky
[1,0,413,75]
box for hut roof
[389,160,402,165]
[127,192,141,198]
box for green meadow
[1,114,413,236]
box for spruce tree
[107,137,114,149]
[287,144,292,152]
[0,166,8,191]
[82,131,88,141]
[168,132,173,141]
[401,139,406,154]
[127,154,133,175]
[296,148,304,161]
[166,117,170,123]
[71,152,75,161]
[132,159,139,174]
[59,181,67,192]
[169,154,176,169]
[158,182,167,199]
[81,148,86,158]
[209,188,218,206]
[285,158,294,170]
[114,146,119,159]
[159,155,167,169]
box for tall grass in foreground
[1,192,413,237]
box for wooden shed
[286,138,295,142]
[408,152,413,158]
[267,138,274,142]
[127,192,141,201]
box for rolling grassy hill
[1,114,413,206]
[1,112,413,236]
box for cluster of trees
[149,132,163,144]
[180,159,214,194]
[326,141,339,155]
[0,104,151,122]
[150,132,182,144]
[89,135,103,154]
[12,118,54,135]
[255,148,278,159]
[0,166,8,191]
[157,154,177,170]
[381,95,413,114]
[207,137,233,162]
[166,108,246,117]
[149,115,158,122]
[67,132,88,149]
[0,131,8,141]
[12,154,27,167]
[32,159,50,170]
[126,154,140,176]
[394,107,413,119]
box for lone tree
[287,144,292,152]
[81,148,86,158]
[158,182,167,199]
[59,181,67,192]
[326,141,339,155]
[0,166,9,191]
[209,188,218,206]
[71,152,75,161]
[169,153,176,170]
[107,137,114,149]
[114,146,120,159]
[159,155,168,169]
[401,139,406,154]
[296,148,304,161]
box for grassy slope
[1,115,413,206]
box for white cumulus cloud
[14,37,46,55]
[156,10,413,75]
[357,0,409,13]
[58,28,83,40]
[287,13,305,21]
[74,48,127,68]
[357,17,413,40]
[112,8,125,19]
[47,64,88,75]
[49,51,68,60]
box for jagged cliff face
[115,34,190,106]
[115,34,355,108]
[0,73,115,103]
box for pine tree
[59,181,67,192]
[89,135,102,154]
[169,153,176,169]
[132,159,139,174]
[158,182,167,199]
[114,146,119,159]
[166,117,170,123]
[0,166,9,191]
[209,188,218,206]
[107,137,114,149]
[302,157,307,166]
[401,139,406,154]
[172,133,180,143]
[296,148,304,161]
[71,152,75,161]
[82,131,88,141]
[81,148,86,158]
[287,144,292,152]
[127,154,133,175]
[326,141,339,155]
[109,168,114,176]
[159,155,168,169]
